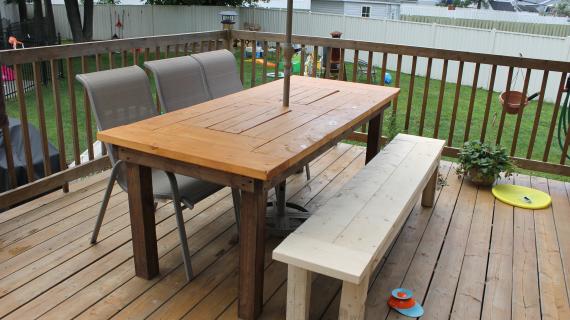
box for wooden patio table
[97,75,399,319]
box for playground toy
[492,184,552,209]
[387,288,424,317]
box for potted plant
[457,141,514,187]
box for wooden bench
[272,134,445,320]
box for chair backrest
[76,66,158,189]
[191,49,243,99]
[144,56,211,112]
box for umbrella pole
[282,0,294,107]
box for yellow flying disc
[492,184,551,209]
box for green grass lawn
[5,49,569,181]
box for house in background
[311,0,402,19]
[260,0,402,19]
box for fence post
[565,36,570,61]
[431,23,438,47]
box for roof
[489,0,517,11]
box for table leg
[366,108,385,164]
[126,162,159,279]
[239,180,267,319]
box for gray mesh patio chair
[191,49,310,180]
[144,56,211,112]
[144,56,242,227]
[76,65,225,281]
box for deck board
[0,143,569,319]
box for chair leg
[231,188,241,230]
[91,161,122,244]
[305,164,311,180]
[165,172,193,281]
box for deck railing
[232,30,570,177]
[0,29,569,209]
[0,30,229,208]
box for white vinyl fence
[46,5,236,40]
[401,4,570,24]
[47,5,570,102]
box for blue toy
[384,72,392,85]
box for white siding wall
[311,0,345,15]
[344,2,395,19]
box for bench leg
[286,266,312,320]
[422,165,438,207]
[339,274,369,320]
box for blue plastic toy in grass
[384,72,392,85]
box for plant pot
[468,168,496,187]
[499,91,528,115]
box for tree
[64,0,94,42]
[44,0,57,43]
[146,0,260,7]
[553,0,570,17]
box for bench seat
[273,134,445,319]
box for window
[361,6,371,18]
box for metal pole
[282,0,294,107]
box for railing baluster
[121,50,127,67]
[275,42,281,80]
[480,64,497,143]
[448,60,464,147]
[239,40,245,84]
[155,46,161,60]
[543,72,567,162]
[300,44,306,77]
[215,40,221,50]
[66,57,81,165]
[393,54,402,116]
[108,51,114,69]
[464,63,480,142]
[81,56,94,160]
[339,48,345,81]
[144,48,150,65]
[527,70,549,159]
[496,66,514,145]
[192,42,198,54]
[433,59,448,138]
[418,57,432,136]
[312,45,318,78]
[95,53,102,71]
[0,76,17,189]
[325,47,332,79]
[404,56,417,131]
[50,59,69,191]
[262,41,268,83]
[251,41,257,87]
[510,68,531,156]
[366,51,373,84]
[14,64,35,182]
[379,52,387,86]
[352,49,358,82]
[32,62,51,176]
[175,44,180,57]
[133,48,139,66]
[166,45,171,58]
[208,40,214,51]
[184,43,189,56]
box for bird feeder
[219,11,238,31]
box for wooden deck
[0,143,569,319]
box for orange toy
[8,36,24,49]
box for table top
[97,76,399,181]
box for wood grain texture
[98,77,398,181]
